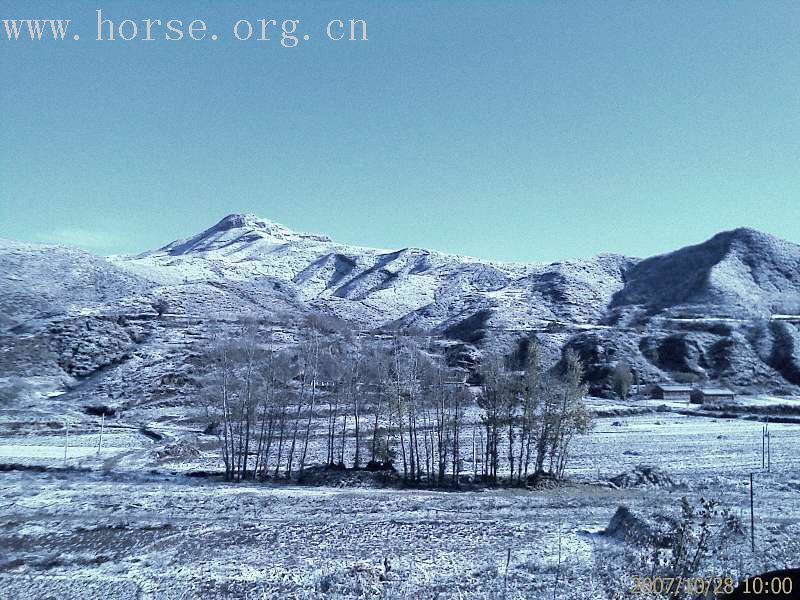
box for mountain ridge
[2,215,800,398]
[117,214,641,329]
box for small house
[699,388,736,403]
[652,384,693,402]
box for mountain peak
[211,213,334,242]
[148,214,332,257]
[214,213,286,233]
[713,226,770,245]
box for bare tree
[612,360,633,401]
[477,353,509,484]
[362,340,391,466]
[203,316,261,482]
[549,348,592,480]
[519,337,543,482]
[299,320,325,471]
[532,372,561,477]
[451,384,470,485]
[322,340,344,466]
[253,347,293,479]
[345,337,365,468]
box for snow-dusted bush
[597,496,745,599]
[0,377,34,405]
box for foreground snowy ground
[1,471,605,598]
[1,411,799,599]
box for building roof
[655,384,693,392]
[701,388,735,396]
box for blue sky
[2,1,800,261]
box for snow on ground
[725,395,800,409]
[2,411,799,598]
[0,444,120,460]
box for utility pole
[63,419,69,466]
[97,413,105,454]
[767,425,771,472]
[750,472,755,553]
[552,522,563,600]
[503,547,511,600]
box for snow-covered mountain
[116,213,635,331]
[2,214,800,400]
[612,227,800,316]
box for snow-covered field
[3,216,800,597]
[2,411,799,599]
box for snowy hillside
[0,239,151,330]
[2,215,800,398]
[612,227,800,316]
[115,213,634,331]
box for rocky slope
[2,215,799,406]
[611,228,800,317]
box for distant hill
[0,239,149,331]
[2,215,799,400]
[612,228,800,316]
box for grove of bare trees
[202,316,592,485]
